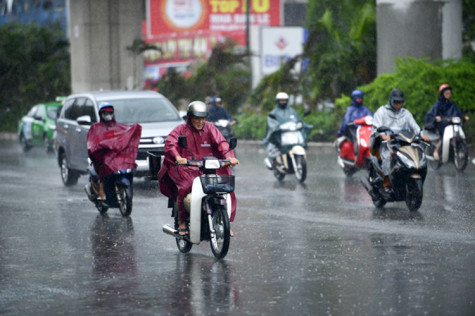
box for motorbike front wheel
[453,140,468,171]
[209,205,230,259]
[116,183,133,217]
[294,155,307,183]
[427,144,441,170]
[405,178,423,212]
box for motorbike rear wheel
[273,168,285,181]
[405,178,423,212]
[175,216,192,253]
[453,140,468,171]
[210,205,230,259]
[96,203,109,214]
[116,183,133,217]
[294,155,307,183]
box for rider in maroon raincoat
[158,101,239,235]
[86,103,141,199]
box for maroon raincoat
[158,120,237,222]
[86,119,142,182]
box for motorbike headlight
[396,151,416,168]
[296,121,303,129]
[204,159,220,170]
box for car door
[74,98,97,171]
[31,105,46,145]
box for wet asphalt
[0,139,474,315]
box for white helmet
[276,92,289,108]
[187,101,208,118]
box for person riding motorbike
[370,89,429,194]
[425,84,469,161]
[336,89,373,142]
[85,103,141,201]
[157,101,239,236]
[207,96,237,125]
[263,92,306,169]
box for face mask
[102,113,114,121]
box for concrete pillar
[68,0,144,93]
[377,0,462,75]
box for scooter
[266,115,313,183]
[422,116,469,171]
[162,136,237,259]
[361,128,429,212]
[85,162,134,217]
[213,119,236,143]
[335,115,373,177]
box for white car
[54,90,183,185]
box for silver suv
[54,90,183,185]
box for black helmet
[389,89,404,109]
[187,101,208,118]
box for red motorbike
[335,115,373,177]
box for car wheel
[19,133,32,152]
[59,152,79,186]
[44,134,53,154]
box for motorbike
[422,116,469,171]
[213,119,236,143]
[266,114,313,183]
[335,115,373,177]
[85,162,134,217]
[361,128,429,212]
[162,136,237,259]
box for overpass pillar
[68,0,144,93]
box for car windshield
[104,98,181,124]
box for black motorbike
[85,164,134,217]
[361,128,429,212]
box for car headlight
[152,136,165,144]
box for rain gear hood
[263,105,312,146]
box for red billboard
[143,0,281,83]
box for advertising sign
[147,0,281,46]
[260,26,305,75]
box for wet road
[0,140,474,315]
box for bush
[335,57,475,143]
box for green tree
[0,23,70,131]
[304,0,376,102]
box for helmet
[276,92,289,108]
[187,101,208,118]
[438,84,452,95]
[351,89,364,106]
[205,96,213,105]
[215,96,222,105]
[389,89,404,109]
[99,102,114,113]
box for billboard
[143,0,282,84]
[147,0,281,45]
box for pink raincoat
[87,119,142,182]
[158,119,237,222]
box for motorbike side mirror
[178,136,187,149]
[228,137,237,150]
[303,109,311,117]
[268,113,277,120]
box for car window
[46,107,60,120]
[102,98,181,124]
[83,98,97,123]
[62,99,75,120]
[35,106,46,120]
[64,98,86,121]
